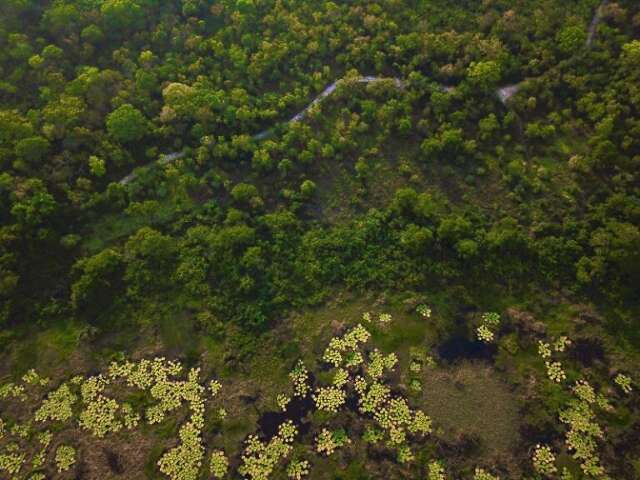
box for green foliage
[300,179,317,199]
[231,183,263,209]
[209,450,228,478]
[621,39,640,74]
[0,0,639,477]
[42,3,81,36]
[614,374,633,394]
[81,24,104,43]
[287,459,310,479]
[55,445,76,472]
[71,248,124,312]
[316,428,350,456]
[559,381,610,477]
[101,0,145,31]
[478,113,500,141]
[467,61,501,90]
[106,104,148,143]
[421,127,470,163]
[473,468,499,480]
[88,155,106,177]
[428,460,447,480]
[532,444,557,476]
[0,449,25,475]
[10,179,57,227]
[400,224,434,254]
[14,137,50,164]
[124,227,177,298]
[556,26,586,55]
[240,421,298,478]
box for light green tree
[106,104,148,143]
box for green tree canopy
[466,61,501,91]
[106,104,148,143]
[100,0,145,31]
[556,25,586,55]
[14,136,50,164]
[71,248,124,312]
[10,179,57,227]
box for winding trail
[120,151,186,185]
[119,75,518,184]
[120,76,404,184]
[587,0,608,48]
[495,0,609,106]
[497,84,521,104]
[289,76,405,124]
[115,2,611,185]
[252,77,406,141]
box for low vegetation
[1,308,637,478]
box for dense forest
[0,0,639,479]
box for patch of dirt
[506,307,546,337]
[76,430,154,480]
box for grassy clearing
[421,361,521,454]
[1,320,88,380]
[82,197,187,255]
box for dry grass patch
[421,361,521,454]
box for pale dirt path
[587,0,609,48]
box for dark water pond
[568,338,605,367]
[438,335,497,363]
[257,394,314,438]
